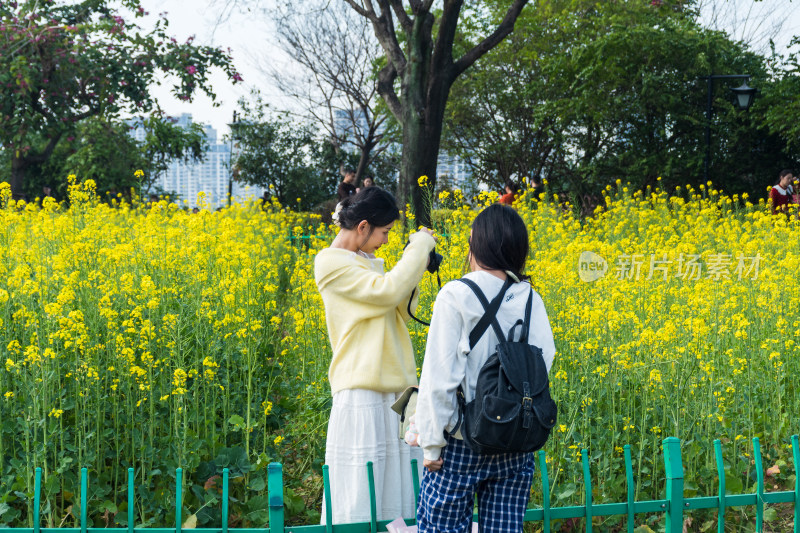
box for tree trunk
[354,137,376,184]
[344,0,528,226]
[8,134,62,201]
[401,109,446,229]
[10,153,27,201]
[398,13,452,229]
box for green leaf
[763,507,778,522]
[228,415,245,430]
[244,509,269,527]
[726,475,743,494]
[284,488,305,516]
[556,484,576,500]
[248,475,266,492]
[182,514,198,529]
[99,500,117,514]
[246,495,269,512]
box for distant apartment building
[436,154,473,191]
[332,108,371,144]
[128,113,263,208]
[332,109,473,190]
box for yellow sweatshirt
[314,231,436,394]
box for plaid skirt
[417,435,535,533]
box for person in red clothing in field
[498,181,518,205]
[769,169,795,214]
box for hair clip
[332,203,343,227]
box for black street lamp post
[228,110,238,207]
[702,74,757,182]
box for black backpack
[451,277,557,455]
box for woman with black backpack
[414,204,557,533]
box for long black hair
[469,204,529,281]
[337,186,400,230]
[776,169,794,185]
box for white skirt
[322,389,423,524]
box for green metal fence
[2,435,798,533]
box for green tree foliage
[761,37,800,155]
[0,0,241,199]
[7,115,211,202]
[230,98,333,210]
[135,116,208,195]
[444,0,799,199]
[62,118,144,199]
[231,96,400,211]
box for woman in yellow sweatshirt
[314,186,436,524]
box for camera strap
[407,271,441,327]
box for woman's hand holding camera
[417,227,437,241]
[415,228,442,272]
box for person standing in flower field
[314,186,437,524]
[337,168,358,201]
[414,204,556,533]
[357,176,375,193]
[768,169,795,215]
[498,181,518,205]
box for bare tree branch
[453,0,528,78]
[20,132,64,165]
[370,1,408,74]
[386,0,412,32]
[342,0,374,20]
[377,64,403,123]
[430,0,463,83]
[696,0,797,55]
[265,0,397,180]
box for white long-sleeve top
[415,271,556,461]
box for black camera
[404,240,443,274]
[427,248,443,274]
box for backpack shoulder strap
[457,277,511,350]
[505,285,534,343]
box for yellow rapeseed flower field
[0,177,797,528]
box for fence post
[268,463,285,533]
[222,468,229,533]
[33,468,41,533]
[713,440,726,533]
[581,450,593,533]
[791,435,799,533]
[175,468,182,533]
[411,458,420,511]
[322,465,333,533]
[662,437,684,533]
[127,468,135,533]
[753,438,764,532]
[366,462,377,533]
[80,468,88,533]
[538,451,551,533]
[623,446,634,533]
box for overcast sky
[138,0,800,136]
[137,0,286,137]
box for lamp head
[731,81,757,111]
